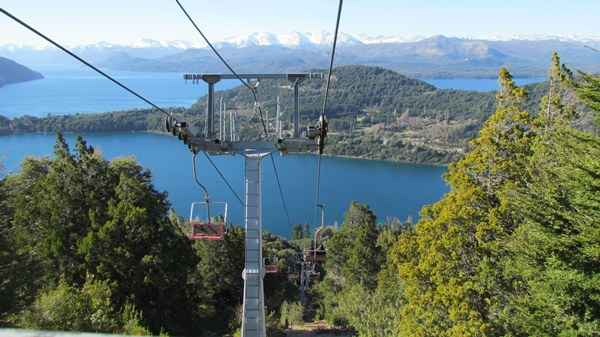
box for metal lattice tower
[180,73,324,337]
[242,151,267,337]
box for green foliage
[192,227,245,332]
[18,277,119,332]
[337,282,401,337]
[499,111,600,336]
[263,233,301,315]
[279,301,304,328]
[497,67,528,109]
[291,224,304,240]
[386,56,600,337]
[316,202,387,331]
[325,132,462,165]
[0,109,177,135]
[2,134,194,334]
[392,68,537,337]
[0,177,17,322]
[121,302,151,336]
[317,209,407,337]
[575,72,600,127]
[327,202,380,290]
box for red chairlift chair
[189,201,228,241]
[264,257,279,274]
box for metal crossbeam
[184,73,323,139]
[187,137,317,156]
[184,73,323,81]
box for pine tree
[575,71,600,128]
[7,134,197,334]
[392,68,536,337]
[317,202,382,326]
[498,55,600,336]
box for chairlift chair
[264,257,279,274]
[189,201,228,241]
[303,247,326,263]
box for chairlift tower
[181,72,324,337]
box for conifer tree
[575,72,600,127]
[392,68,536,337]
[498,55,600,337]
[317,202,381,326]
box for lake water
[0,132,448,237]
[0,69,545,118]
[2,71,535,237]
[0,70,238,118]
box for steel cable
[174,0,269,138]
[0,8,172,118]
[313,0,344,227]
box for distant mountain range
[2,33,600,78]
[0,57,43,87]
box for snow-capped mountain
[3,32,600,51]
[2,33,599,77]
[479,33,600,43]
[213,31,364,48]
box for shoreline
[0,130,451,168]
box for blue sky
[2,0,600,46]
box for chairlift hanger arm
[192,153,210,201]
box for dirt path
[285,322,354,337]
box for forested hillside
[310,54,600,336]
[191,65,594,163]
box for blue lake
[1,70,537,237]
[0,69,238,118]
[0,132,448,237]
[0,69,545,118]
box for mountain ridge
[0,57,43,87]
[3,32,600,50]
[2,34,599,77]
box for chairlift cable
[313,0,343,228]
[201,151,244,206]
[174,0,269,138]
[175,0,294,232]
[584,45,600,53]
[321,0,344,121]
[270,153,292,229]
[0,8,172,118]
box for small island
[0,56,44,88]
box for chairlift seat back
[188,201,228,241]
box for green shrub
[120,302,151,336]
[279,301,304,328]
[18,277,118,332]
